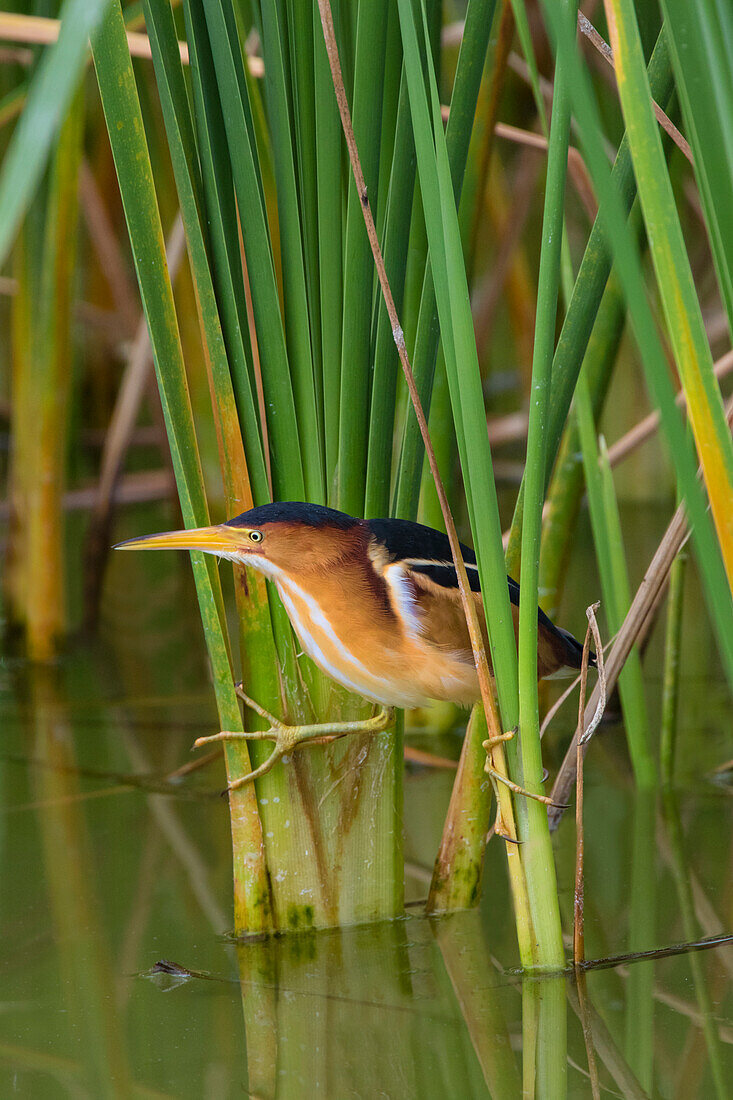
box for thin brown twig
[578,11,693,164]
[404,746,459,770]
[578,606,607,748]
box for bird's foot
[482,730,567,810]
[482,726,516,751]
[193,702,394,789]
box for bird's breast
[270,568,480,709]
[274,575,429,707]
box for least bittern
[117,502,594,785]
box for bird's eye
[249,530,263,543]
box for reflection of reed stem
[662,792,728,1099]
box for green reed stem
[516,0,575,984]
[91,0,273,933]
[365,72,416,517]
[539,269,626,618]
[0,0,109,267]
[575,375,656,786]
[660,550,686,785]
[314,0,344,494]
[660,0,733,345]
[336,0,388,515]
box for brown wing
[407,568,574,679]
[408,569,489,665]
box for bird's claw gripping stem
[482,730,568,811]
[193,695,394,789]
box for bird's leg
[193,705,395,789]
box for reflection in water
[625,793,656,1091]
[16,668,133,1096]
[234,916,516,1098]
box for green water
[1,504,731,1097]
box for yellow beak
[114,524,246,556]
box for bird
[116,501,595,785]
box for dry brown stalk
[0,469,173,522]
[578,11,693,164]
[493,122,597,218]
[0,11,264,74]
[83,214,186,627]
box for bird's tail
[556,625,596,670]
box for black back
[367,516,593,667]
